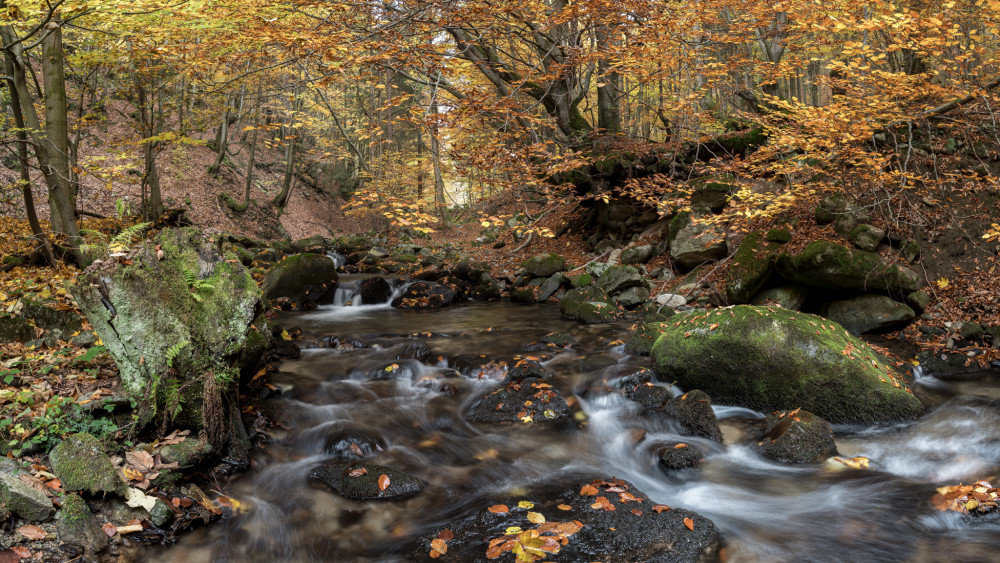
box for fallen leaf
[430,538,448,555]
[102,522,118,538]
[0,550,20,563]
[652,504,671,513]
[348,468,368,477]
[488,504,509,514]
[580,484,599,496]
[10,547,30,558]
[684,517,694,531]
[438,529,454,541]
[17,525,46,540]
[526,511,545,524]
[518,500,534,509]
[557,504,572,511]
[378,474,391,491]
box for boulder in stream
[360,276,393,304]
[261,252,339,308]
[658,443,704,472]
[559,286,622,324]
[309,462,425,501]
[753,408,837,463]
[392,281,459,309]
[468,380,570,425]
[662,390,723,442]
[409,477,720,562]
[651,306,923,423]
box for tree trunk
[40,23,79,236]
[431,97,447,221]
[222,80,261,213]
[596,27,621,134]
[209,95,231,175]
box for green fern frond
[165,340,189,368]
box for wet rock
[821,294,915,335]
[408,478,720,562]
[309,463,425,501]
[915,350,995,381]
[668,211,727,269]
[468,380,570,425]
[359,277,392,304]
[658,443,704,472]
[509,286,538,303]
[396,340,433,363]
[158,435,213,468]
[616,286,650,309]
[0,315,33,343]
[848,224,886,252]
[776,241,922,293]
[651,306,923,423]
[540,332,577,347]
[0,470,54,521]
[960,322,985,341]
[392,281,459,309]
[559,286,621,324]
[56,494,108,555]
[750,285,809,311]
[470,275,502,301]
[322,424,386,460]
[621,244,656,265]
[907,290,932,312]
[455,258,489,283]
[726,232,781,304]
[262,253,339,307]
[522,253,567,278]
[507,359,555,382]
[291,235,327,253]
[617,368,671,408]
[568,273,592,288]
[50,433,127,496]
[536,273,566,302]
[663,390,723,442]
[754,409,837,463]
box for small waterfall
[326,251,346,268]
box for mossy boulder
[309,463,425,501]
[668,211,727,269]
[689,174,737,211]
[522,253,567,278]
[56,493,108,555]
[750,285,810,311]
[49,433,127,497]
[848,224,886,252]
[621,244,656,265]
[776,241,922,293]
[290,234,327,253]
[821,295,915,335]
[726,232,781,304]
[72,228,262,455]
[0,315,33,343]
[626,322,671,356]
[599,265,645,295]
[753,409,837,463]
[814,193,848,224]
[559,286,621,324]
[766,228,792,243]
[0,470,54,521]
[261,252,338,307]
[650,306,923,423]
[20,298,83,333]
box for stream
[149,275,1000,562]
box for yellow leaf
[505,526,523,535]
[526,511,545,524]
[281,330,292,341]
[936,278,950,289]
[518,500,534,509]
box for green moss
[569,273,592,288]
[650,306,923,423]
[726,232,779,304]
[668,211,691,246]
[625,322,670,356]
[49,433,127,496]
[776,240,921,293]
[766,228,792,243]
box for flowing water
[149,276,1000,562]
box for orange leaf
[557,504,572,511]
[684,517,694,531]
[10,547,30,558]
[18,525,46,540]
[348,468,368,477]
[580,484,599,496]
[378,474,391,491]
[652,504,671,513]
[430,538,448,554]
[102,523,118,538]
[438,528,454,541]
[488,504,509,514]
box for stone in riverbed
[617,368,671,408]
[56,493,108,555]
[754,409,837,463]
[309,463,425,501]
[359,276,392,304]
[321,424,386,460]
[391,281,459,309]
[662,390,723,442]
[408,477,720,562]
[262,252,339,307]
[522,253,567,278]
[821,294,915,334]
[726,231,781,304]
[0,470,54,521]
[651,306,923,423]
[658,443,704,472]
[750,285,810,311]
[468,380,569,425]
[559,286,621,324]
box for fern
[163,377,183,421]
[165,340,189,368]
[108,222,151,254]
[181,267,216,302]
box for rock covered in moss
[261,252,339,307]
[815,193,848,224]
[776,240,922,293]
[651,306,923,423]
[663,390,723,442]
[559,286,621,324]
[0,315,33,343]
[668,211,727,269]
[20,298,83,333]
[626,322,671,356]
[621,244,656,265]
[598,265,645,295]
[72,228,263,445]
[0,470,54,521]
[468,380,570,425]
[50,433,127,497]
[726,231,781,304]
[56,493,108,555]
[821,294,915,335]
[309,463,425,501]
[522,253,567,278]
[848,224,886,252]
[754,409,837,463]
[750,285,809,311]
[766,228,792,243]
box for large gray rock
[49,433,127,497]
[56,494,108,555]
[0,315,33,343]
[750,285,810,311]
[559,286,621,324]
[821,295,915,334]
[20,298,83,333]
[261,253,339,307]
[598,265,645,295]
[776,241,921,293]
[522,253,567,278]
[848,224,886,252]
[0,470,54,521]
[621,244,656,265]
[651,306,923,423]
[668,211,727,269]
[72,228,264,454]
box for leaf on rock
[579,484,599,496]
[488,504,509,514]
[18,525,47,540]
[683,517,694,531]
[348,467,368,477]
[652,504,671,513]
[378,474,391,491]
[526,511,545,524]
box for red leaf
[438,528,455,541]
[652,504,671,513]
[487,504,509,514]
[378,474,391,491]
[348,468,368,478]
[102,523,118,538]
[684,517,695,531]
[11,547,31,559]
[18,525,46,541]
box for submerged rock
[617,368,672,408]
[322,424,386,460]
[651,306,923,423]
[309,463,425,501]
[754,409,837,463]
[392,281,459,309]
[658,443,704,472]
[409,477,720,562]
